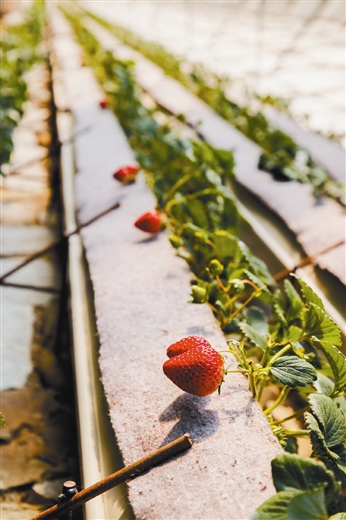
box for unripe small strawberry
[113,164,139,183]
[169,235,184,249]
[134,209,162,233]
[230,279,245,293]
[209,259,224,276]
[191,285,207,303]
[163,336,224,397]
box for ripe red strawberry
[134,210,162,234]
[167,335,213,358]
[99,99,108,109]
[163,337,224,397]
[113,164,139,183]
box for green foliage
[0,0,45,174]
[270,357,317,388]
[0,412,5,426]
[314,341,346,395]
[252,454,346,518]
[305,394,346,487]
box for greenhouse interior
[1,1,345,519]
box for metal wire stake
[0,201,120,284]
[30,434,192,520]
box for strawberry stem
[264,386,290,416]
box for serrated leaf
[246,253,276,286]
[185,198,210,230]
[305,412,339,460]
[315,341,346,394]
[239,307,268,349]
[210,231,241,263]
[273,289,287,326]
[292,275,324,309]
[271,453,344,513]
[288,325,303,342]
[251,489,302,520]
[308,394,346,448]
[271,356,317,388]
[284,280,304,320]
[246,306,269,333]
[304,304,341,346]
[287,487,328,520]
[313,372,334,397]
[239,323,266,350]
[272,453,333,493]
[305,411,346,487]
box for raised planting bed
[49,5,346,520]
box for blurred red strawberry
[113,164,139,184]
[134,210,162,233]
[99,99,108,109]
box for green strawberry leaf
[272,289,287,327]
[308,394,346,448]
[314,340,346,394]
[185,198,210,230]
[292,275,324,310]
[272,453,333,492]
[270,356,317,388]
[239,307,268,349]
[251,489,302,520]
[271,453,344,513]
[284,279,304,321]
[304,304,341,346]
[287,487,328,520]
[239,324,266,349]
[305,397,346,486]
[287,325,303,342]
[210,231,242,263]
[313,372,334,397]
[243,249,276,286]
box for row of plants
[0,0,45,176]
[62,7,346,518]
[83,7,345,204]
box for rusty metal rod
[1,281,60,294]
[30,433,192,520]
[273,239,344,282]
[0,201,120,283]
[7,126,91,176]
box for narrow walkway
[0,59,81,519]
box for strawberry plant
[63,9,346,517]
[84,9,345,204]
[0,0,45,175]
